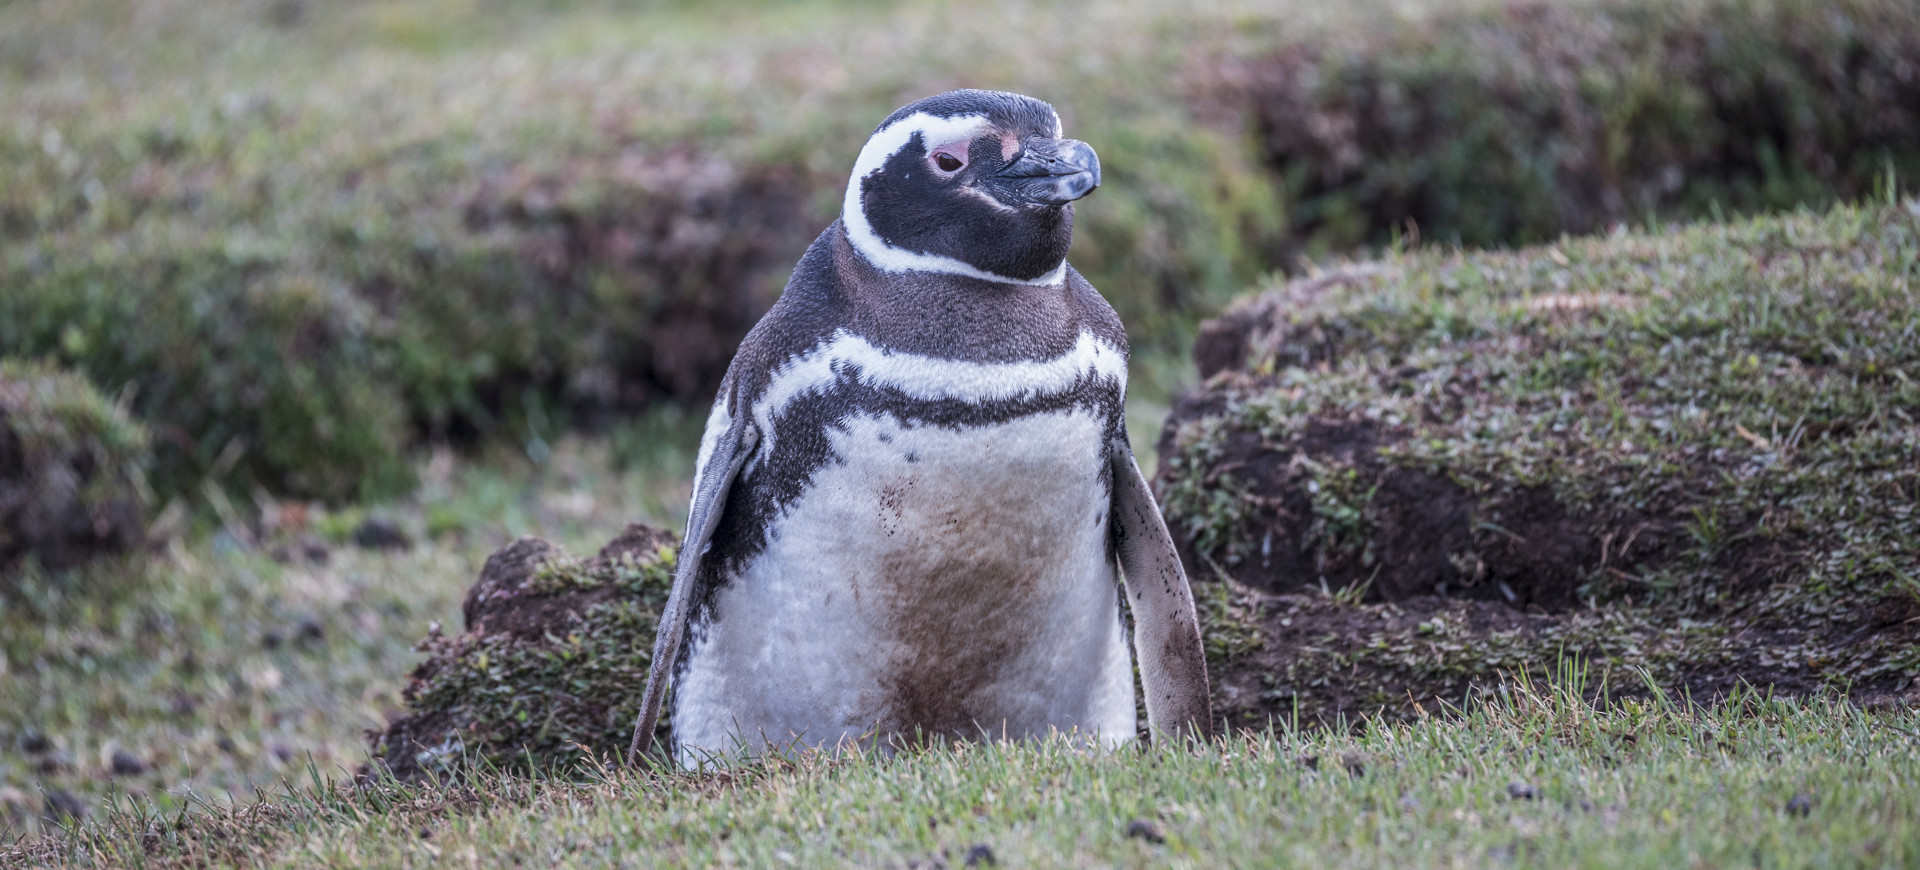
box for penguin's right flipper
[1109,438,1215,743]
[628,412,759,765]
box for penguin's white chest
[672,406,1136,762]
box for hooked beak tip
[1000,138,1102,205]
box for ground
[3,0,1919,864]
[0,428,699,843]
[7,681,1917,867]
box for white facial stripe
[842,111,1069,287]
[751,329,1126,456]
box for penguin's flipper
[628,414,760,765]
[1110,439,1215,742]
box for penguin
[629,89,1212,767]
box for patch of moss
[1194,574,1267,671]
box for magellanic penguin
[629,89,1212,767]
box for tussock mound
[1239,0,1920,250]
[1159,202,1920,727]
[368,524,676,782]
[0,360,148,576]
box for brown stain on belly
[867,471,1058,741]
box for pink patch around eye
[926,134,981,171]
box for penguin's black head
[842,89,1100,285]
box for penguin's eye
[933,152,964,172]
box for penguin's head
[842,89,1101,286]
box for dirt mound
[454,149,817,414]
[1159,204,1920,728]
[0,360,148,576]
[1165,416,1668,612]
[367,524,677,782]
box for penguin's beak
[995,137,1101,205]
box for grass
[0,422,698,842]
[7,679,1917,867]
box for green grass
[0,428,697,842]
[9,681,1918,867]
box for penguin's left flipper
[628,415,760,766]
[1110,439,1216,743]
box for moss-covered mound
[1159,201,1920,727]
[0,360,149,575]
[0,136,809,503]
[1244,0,1920,252]
[368,524,676,781]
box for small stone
[18,730,49,754]
[1125,818,1165,843]
[110,749,146,776]
[1786,793,1813,817]
[1507,781,1538,800]
[43,790,86,825]
[353,517,412,551]
[963,844,996,867]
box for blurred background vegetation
[3,0,1919,846]
[5,0,1916,513]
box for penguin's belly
[673,407,1136,762]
